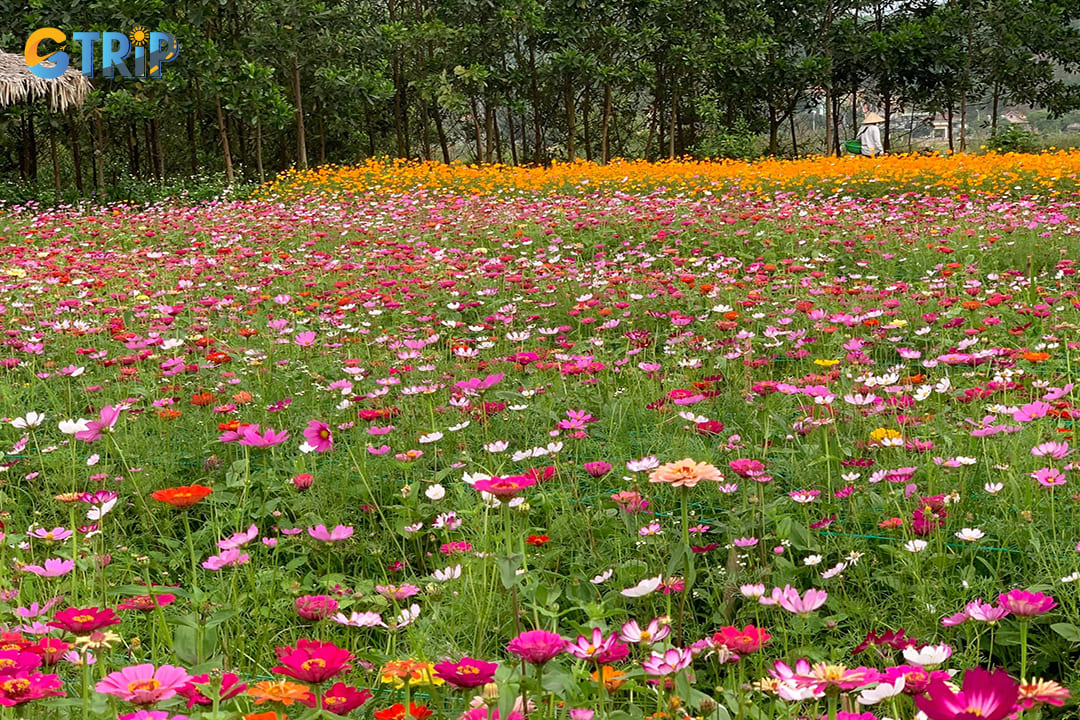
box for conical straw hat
[862,112,885,124]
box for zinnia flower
[248,679,313,705]
[0,672,65,706]
[272,639,353,684]
[472,475,537,500]
[95,664,191,706]
[300,682,373,715]
[48,607,121,635]
[507,629,565,665]
[432,657,498,688]
[712,624,771,654]
[150,485,213,508]
[177,673,247,707]
[648,458,723,488]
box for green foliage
[985,125,1040,153]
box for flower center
[302,658,327,670]
[128,679,161,693]
[72,614,94,623]
[2,678,29,697]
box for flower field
[1,155,1080,720]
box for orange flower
[233,391,253,404]
[246,713,287,720]
[648,459,723,488]
[151,485,213,508]
[374,703,433,720]
[190,392,215,406]
[590,665,627,692]
[1022,351,1050,362]
[248,680,312,706]
[156,409,182,420]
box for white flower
[393,603,421,628]
[904,539,928,553]
[462,472,489,487]
[86,499,117,521]
[955,528,985,541]
[298,442,317,454]
[86,454,100,466]
[591,569,613,584]
[903,643,952,666]
[1061,571,1080,583]
[803,554,823,566]
[425,484,446,501]
[162,338,184,350]
[856,676,906,705]
[433,565,461,581]
[11,412,44,429]
[483,440,508,453]
[984,482,1003,494]
[58,419,90,435]
[621,574,663,598]
[418,432,443,444]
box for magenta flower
[472,475,537,500]
[238,425,290,448]
[1014,402,1052,423]
[964,599,1011,623]
[915,667,1018,720]
[375,584,420,601]
[119,712,192,720]
[0,650,43,675]
[96,663,191,706]
[1031,441,1072,459]
[273,639,353,683]
[201,549,249,571]
[294,331,317,347]
[307,524,354,542]
[303,420,333,453]
[729,458,767,478]
[0,671,65,706]
[998,589,1057,617]
[507,629,565,665]
[583,461,612,478]
[295,595,339,621]
[432,657,498,688]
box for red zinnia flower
[374,702,433,720]
[526,535,549,546]
[151,485,213,508]
[301,682,373,715]
[432,657,498,688]
[272,639,353,684]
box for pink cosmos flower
[763,585,828,615]
[1031,467,1066,487]
[1014,401,1051,422]
[119,712,191,720]
[74,405,122,443]
[201,549,249,571]
[790,662,880,693]
[642,647,693,677]
[27,527,73,542]
[375,584,420,601]
[618,618,671,645]
[1031,441,1072,459]
[294,331,317,347]
[308,525,354,542]
[964,599,1011,623]
[506,630,565,665]
[997,589,1057,617]
[95,663,191,706]
[217,525,259,550]
[564,628,629,664]
[915,667,1018,720]
[21,559,75,577]
[303,420,333,453]
[238,425,290,448]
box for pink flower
[964,599,1011,623]
[472,475,536,500]
[273,639,353,683]
[375,584,420,601]
[433,657,498,688]
[564,628,629,664]
[217,525,259,550]
[201,549,249,571]
[506,630,565,665]
[648,459,723,488]
[21,559,74,577]
[764,585,828,615]
[1031,467,1066,487]
[1014,401,1051,422]
[74,405,122,443]
[238,425,290,448]
[790,662,880,693]
[0,671,65,706]
[295,595,339,621]
[303,420,333,453]
[294,331,317,347]
[307,525,354,542]
[998,589,1056,617]
[642,647,693,677]
[729,458,767,478]
[915,667,1018,720]
[1031,442,1072,459]
[583,461,611,478]
[618,618,671,645]
[95,663,191,706]
[119,712,191,720]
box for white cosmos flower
[591,569,613,584]
[162,339,184,350]
[484,440,508,453]
[418,432,443,444]
[86,499,117,521]
[393,603,421,628]
[621,574,663,598]
[425,484,446,501]
[803,554,823,566]
[904,540,929,553]
[903,643,952,666]
[955,528,985,541]
[856,676,906,705]
[59,419,90,435]
[984,482,1003,494]
[11,412,44,429]
[433,565,461,581]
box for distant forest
[2,0,1080,193]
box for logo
[25,27,179,80]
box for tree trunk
[790,107,799,156]
[582,87,592,162]
[152,117,164,180]
[215,96,235,183]
[485,101,494,162]
[883,90,892,153]
[668,79,677,159]
[601,82,612,164]
[564,75,576,161]
[144,121,159,182]
[292,53,308,169]
[27,109,38,181]
[769,106,780,156]
[420,99,432,161]
[187,111,198,176]
[93,110,105,192]
[365,106,377,157]
[129,123,139,177]
[470,96,483,163]
[991,82,1000,136]
[49,129,61,197]
[433,108,450,163]
[507,107,518,165]
[255,117,265,182]
[68,116,84,192]
[316,100,326,165]
[529,36,542,163]
[824,87,833,156]
[492,104,503,164]
[947,102,954,153]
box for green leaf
[1052,622,1080,643]
[497,553,524,589]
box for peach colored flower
[647,459,722,488]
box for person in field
[857,112,885,157]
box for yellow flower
[869,428,902,443]
[814,359,839,367]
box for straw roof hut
[0,51,91,111]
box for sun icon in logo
[129,27,150,46]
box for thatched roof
[0,52,92,112]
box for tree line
[2,0,1080,192]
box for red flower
[272,639,353,684]
[301,683,373,715]
[47,607,121,635]
[178,673,248,707]
[432,657,498,688]
[151,485,213,508]
[526,535,549,546]
[713,624,771,654]
[374,703,433,720]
